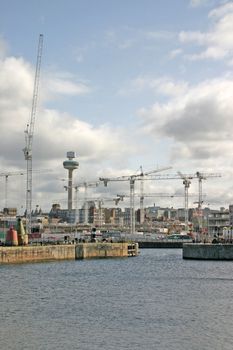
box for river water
[0,249,233,350]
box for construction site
[0,34,231,246]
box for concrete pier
[0,242,139,264]
[75,242,139,259]
[183,243,233,260]
[0,245,75,264]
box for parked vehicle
[167,234,192,242]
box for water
[1,249,233,350]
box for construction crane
[69,193,122,225]
[23,34,43,235]
[143,171,221,212]
[64,181,100,224]
[100,170,221,234]
[77,181,99,225]
[117,192,185,200]
[194,171,221,232]
[0,168,50,211]
[139,166,172,224]
[116,192,184,224]
[99,166,172,235]
[87,196,123,226]
[99,175,135,234]
[177,171,192,232]
[196,171,209,209]
[0,171,24,208]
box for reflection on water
[1,249,233,350]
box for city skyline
[0,0,233,212]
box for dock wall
[0,245,75,264]
[0,242,139,264]
[183,243,233,260]
[75,242,138,259]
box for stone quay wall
[75,242,138,259]
[183,243,233,260]
[0,242,139,264]
[0,245,75,264]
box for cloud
[35,109,130,164]
[46,77,91,96]
[43,71,91,99]
[208,2,233,18]
[0,52,138,210]
[138,77,233,165]
[180,2,233,61]
[169,48,183,59]
[0,55,131,165]
[145,31,175,40]
[190,0,211,7]
[118,76,188,97]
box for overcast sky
[0,0,233,213]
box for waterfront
[1,249,233,350]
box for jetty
[183,243,233,260]
[0,242,139,264]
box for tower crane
[117,192,185,200]
[99,166,172,235]
[89,196,123,226]
[79,181,99,225]
[0,168,51,211]
[196,171,206,209]
[100,171,221,234]
[194,171,222,209]
[194,171,221,232]
[139,166,172,224]
[0,171,24,208]
[64,181,100,224]
[23,34,43,235]
[177,172,192,232]
[100,175,137,234]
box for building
[229,204,233,226]
[208,207,229,236]
[3,207,17,216]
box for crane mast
[23,34,43,235]
[100,171,221,234]
[99,166,172,235]
[139,166,172,224]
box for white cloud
[35,109,130,164]
[208,2,233,18]
[0,56,132,165]
[46,77,91,96]
[0,53,138,210]
[42,70,91,99]
[118,76,188,98]
[169,48,183,59]
[139,77,233,164]
[180,2,233,61]
[187,46,227,60]
[190,0,211,7]
[0,57,33,108]
[179,31,208,45]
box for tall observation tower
[63,151,79,212]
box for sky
[0,0,233,213]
